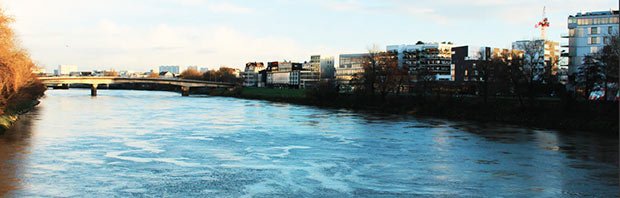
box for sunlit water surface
[0,89,618,197]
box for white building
[563,10,619,75]
[387,42,454,81]
[55,65,78,76]
[310,55,335,80]
[242,62,264,87]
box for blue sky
[1,0,618,71]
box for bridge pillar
[181,86,190,97]
[91,84,98,96]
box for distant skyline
[2,0,618,71]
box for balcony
[561,33,574,38]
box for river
[0,89,618,197]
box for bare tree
[512,41,548,106]
[359,46,403,100]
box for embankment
[206,87,619,135]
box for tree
[147,72,160,78]
[201,67,242,84]
[180,68,203,80]
[513,41,546,102]
[576,55,605,99]
[0,7,45,115]
[359,47,403,100]
[597,33,620,100]
[104,70,119,77]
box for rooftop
[570,10,619,17]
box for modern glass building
[563,10,619,75]
[158,65,180,74]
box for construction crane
[535,6,550,40]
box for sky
[1,0,618,72]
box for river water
[0,89,618,197]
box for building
[451,46,513,82]
[387,42,453,81]
[159,65,180,74]
[242,62,265,87]
[336,53,367,82]
[563,10,619,75]
[264,61,304,88]
[31,67,46,75]
[200,67,209,73]
[55,65,78,76]
[513,39,561,81]
[310,55,336,80]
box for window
[591,46,599,54]
[590,27,598,34]
[589,37,600,45]
[609,26,614,34]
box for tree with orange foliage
[180,68,203,80]
[147,72,160,78]
[0,8,45,116]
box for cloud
[207,2,255,14]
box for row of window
[587,37,614,45]
[569,26,615,37]
[570,16,619,25]
[588,26,615,35]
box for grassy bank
[0,99,40,133]
[206,87,618,135]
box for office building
[310,55,336,80]
[451,46,513,82]
[55,65,78,76]
[387,42,454,81]
[242,62,265,87]
[563,10,619,74]
[159,65,180,74]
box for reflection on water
[0,89,618,197]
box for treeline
[301,39,619,133]
[179,67,241,84]
[0,9,46,116]
[333,38,619,107]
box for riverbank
[0,100,40,133]
[206,87,619,135]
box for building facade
[55,65,78,76]
[242,62,265,87]
[563,10,619,75]
[513,39,561,81]
[159,65,180,74]
[310,55,336,81]
[264,61,306,88]
[336,53,367,83]
[451,46,512,82]
[387,42,453,81]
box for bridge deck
[39,77,235,88]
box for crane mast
[535,6,550,40]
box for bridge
[39,77,235,96]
